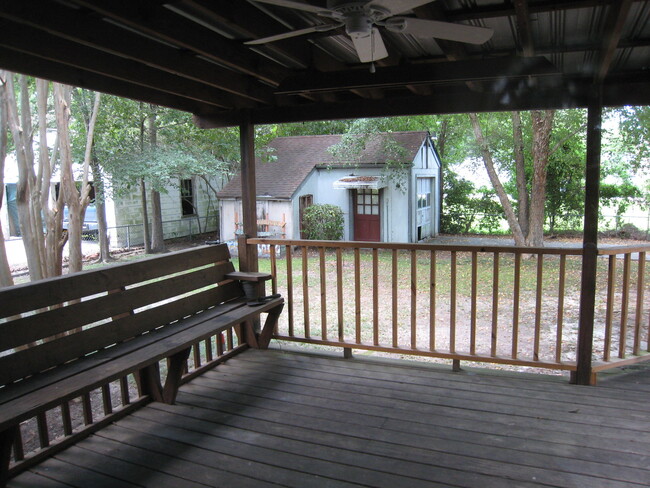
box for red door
[353,189,380,241]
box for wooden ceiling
[0,0,648,127]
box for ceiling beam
[513,0,534,56]
[275,57,558,95]
[196,75,650,128]
[67,0,289,86]
[445,0,623,22]
[0,48,207,113]
[596,0,634,82]
[172,0,315,70]
[0,0,274,105]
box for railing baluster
[491,252,500,357]
[205,337,213,363]
[61,401,73,436]
[320,247,327,340]
[619,253,631,359]
[392,249,398,348]
[102,383,113,415]
[470,251,478,355]
[193,343,201,368]
[36,412,49,448]
[450,251,457,353]
[270,244,278,295]
[429,250,436,351]
[120,376,130,405]
[604,255,617,361]
[216,332,224,357]
[373,248,379,346]
[556,255,567,363]
[82,392,93,426]
[512,253,521,359]
[227,327,234,350]
[13,426,24,461]
[302,246,310,338]
[534,254,544,361]
[633,252,645,355]
[411,249,417,350]
[286,245,294,337]
[337,247,344,342]
[355,247,361,344]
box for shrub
[302,204,344,240]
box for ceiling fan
[245,0,493,63]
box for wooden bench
[0,244,283,485]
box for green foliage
[440,170,504,233]
[327,118,417,193]
[302,204,344,240]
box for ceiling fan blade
[387,17,493,45]
[245,24,340,45]
[352,28,388,63]
[366,0,436,16]
[250,0,331,15]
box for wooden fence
[250,239,650,376]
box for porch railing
[249,238,650,377]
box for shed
[218,132,441,243]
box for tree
[0,73,13,287]
[54,84,101,273]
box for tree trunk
[527,110,555,247]
[150,189,165,252]
[0,75,14,287]
[4,73,44,281]
[148,106,165,253]
[55,83,85,274]
[140,178,151,253]
[511,111,530,236]
[91,156,112,262]
[468,113,527,246]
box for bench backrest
[0,244,241,386]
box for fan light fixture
[246,0,493,64]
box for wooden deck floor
[9,348,650,488]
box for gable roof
[218,131,430,200]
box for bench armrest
[225,271,272,282]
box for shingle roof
[217,131,429,199]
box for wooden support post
[135,363,164,402]
[573,88,602,386]
[343,347,353,359]
[239,119,258,274]
[1,426,18,487]
[452,359,462,372]
[162,347,192,404]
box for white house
[2,152,223,247]
[218,131,441,243]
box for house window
[416,177,433,240]
[181,178,195,216]
[356,189,380,215]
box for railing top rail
[597,245,650,255]
[247,238,584,255]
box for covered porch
[9,347,650,488]
[1,0,650,486]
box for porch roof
[0,1,648,127]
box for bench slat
[0,297,283,431]
[0,245,230,319]
[0,283,243,386]
[0,300,251,406]
[1,261,236,351]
